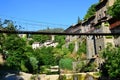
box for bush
[59,58,73,70]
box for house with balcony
[93,0,115,55]
[32,42,42,49]
[65,0,116,59]
[95,0,115,24]
[108,18,120,47]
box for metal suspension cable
[0,15,69,27]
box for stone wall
[95,37,105,54]
[86,36,95,59]
[20,72,59,80]
[114,37,120,47]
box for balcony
[110,21,120,29]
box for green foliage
[93,72,101,77]
[31,35,50,43]
[59,58,73,70]
[60,75,66,80]
[32,28,64,43]
[21,61,28,72]
[100,43,120,78]
[34,47,56,66]
[0,19,77,74]
[75,61,85,72]
[84,62,96,72]
[3,34,27,70]
[40,66,50,74]
[52,48,64,64]
[3,20,16,31]
[68,42,75,53]
[84,4,97,20]
[38,28,64,33]
[52,46,72,65]
[29,57,38,73]
[77,41,86,55]
[0,33,5,52]
[108,0,120,19]
[41,47,55,65]
[55,35,65,48]
[104,22,110,27]
[105,35,113,39]
[0,20,39,73]
[28,40,34,45]
[62,47,70,56]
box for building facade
[93,0,115,55]
[109,18,120,47]
[65,0,116,59]
[65,23,83,52]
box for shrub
[59,58,73,70]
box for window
[99,46,102,51]
[99,14,101,19]
[104,11,107,16]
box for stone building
[32,42,42,49]
[65,23,82,42]
[32,40,58,49]
[82,16,96,59]
[18,34,27,38]
[94,22,114,54]
[93,0,115,55]
[85,0,115,58]
[109,18,120,47]
[65,23,83,52]
[65,0,116,59]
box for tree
[77,16,82,24]
[0,20,39,73]
[38,28,64,33]
[108,0,120,19]
[52,48,64,64]
[29,57,38,73]
[4,35,27,70]
[0,34,5,53]
[31,35,50,43]
[3,34,38,73]
[55,35,65,48]
[100,43,120,79]
[34,47,56,66]
[84,4,97,20]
